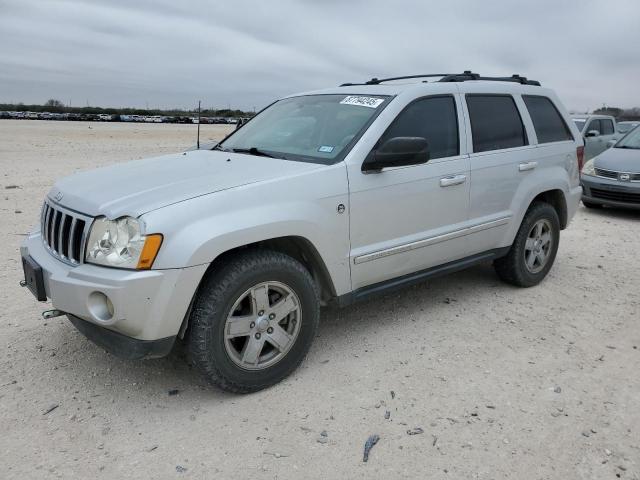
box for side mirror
[585,130,600,138]
[362,137,430,173]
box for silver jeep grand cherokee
[21,72,583,392]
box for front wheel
[494,202,560,287]
[188,250,320,393]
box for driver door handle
[518,161,538,172]
[440,174,467,187]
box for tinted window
[586,119,602,134]
[378,96,459,159]
[601,119,614,135]
[466,95,527,152]
[523,96,573,143]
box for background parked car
[617,121,639,135]
[572,114,618,160]
[581,124,640,209]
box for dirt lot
[1,120,639,479]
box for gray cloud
[0,0,638,112]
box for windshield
[615,125,640,149]
[618,123,638,134]
[573,119,586,131]
[218,94,389,163]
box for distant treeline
[0,99,255,118]
[592,106,640,121]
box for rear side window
[601,119,614,135]
[379,96,459,159]
[523,96,573,143]
[466,95,527,153]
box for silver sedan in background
[581,125,640,210]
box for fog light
[88,291,114,322]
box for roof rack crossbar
[438,71,541,86]
[340,74,454,87]
[340,70,541,87]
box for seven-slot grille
[595,167,640,182]
[41,200,91,265]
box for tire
[582,200,602,209]
[187,250,320,393]
[493,202,560,288]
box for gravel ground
[1,120,639,479]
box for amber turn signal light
[136,234,163,270]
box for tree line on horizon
[0,98,255,118]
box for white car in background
[572,114,618,160]
[617,121,639,135]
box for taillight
[576,146,584,170]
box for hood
[49,150,323,218]
[594,147,640,173]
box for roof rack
[340,70,541,87]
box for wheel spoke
[539,232,551,247]
[225,315,255,338]
[525,237,536,251]
[526,251,537,269]
[251,284,270,313]
[536,251,547,266]
[534,222,543,238]
[266,324,293,352]
[269,295,297,322]
[241,336,265,365]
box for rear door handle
[440,174,467,187]
[518,161,538,172]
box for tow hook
[19,280,27,287]
[42,309,65,320]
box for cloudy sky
[1,0,638,112]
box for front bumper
[21,230,208,349]
[581,174,640,210]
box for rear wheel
[188,250,320,393]
[494,202,560,287]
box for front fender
[141,163,352,296]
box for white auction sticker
[340,96,384,108]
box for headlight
[85,216,162,269]
[581,159,596,176]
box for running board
[336,247,510,307]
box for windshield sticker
[318,145,335,153]
[340,96,384,109]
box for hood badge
[54,191,64,201]
[619,173,631,182]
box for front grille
[41,200,91,265]
[595,168,640,182]
[591,188,640,205]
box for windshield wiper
[615,145,638,149]
[231,147,278,158]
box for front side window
[466,95,527,153]
[601,119,614,135]
[586,119,602,134]
[377,96,459,160]
[523,95,573,143]
[219,94,389,163]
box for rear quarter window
[523,95,574,143]
[466,95,527,153]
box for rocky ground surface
[1,120,639,479]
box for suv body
[571,114,619,160]
[21,73,583,392]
